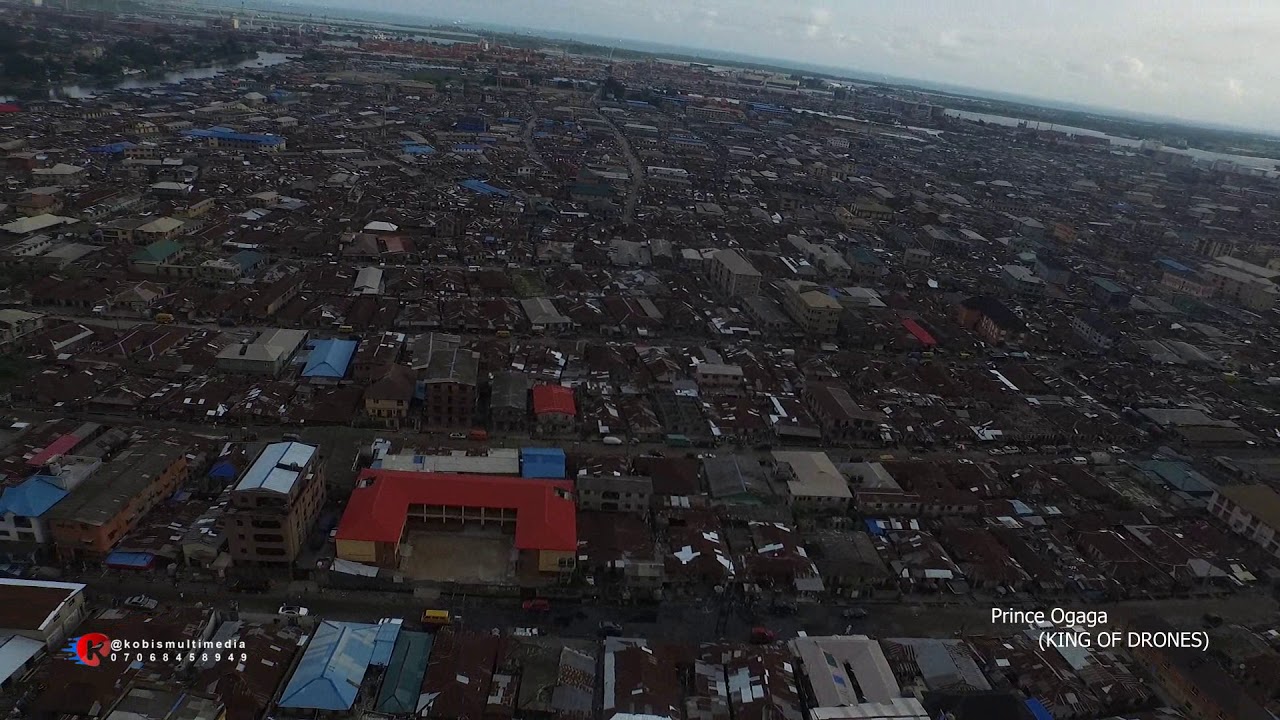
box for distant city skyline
[279,0,1280,134]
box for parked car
[448,432,467,440]
[598,621,623,637]
[278,605,309,617]
[842,607,868,619]
[124,595,158,610]
[522,598,551,613]
[750,627,777,644]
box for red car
[522,599,551,612]
[750,627,777,644]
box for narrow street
[596,110,644,225]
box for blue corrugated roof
[1025,698,1054,720]
[460,179,511,197]
[105,551,154,568]
[401,144,436,155]
[522,448,567,479]
[278,621,380,711]
[864,518,885,536]
[369,621,402,666]
[302,339,358,379]
[88,141,137,154]
[1157,257,1193,274]
[0,478,68,517]
[182,128,285,145]
[209,460,238,479]
[235,442,317,494]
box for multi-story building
[1001,264,1046,296]
[227,442,326,567]
[575,475,652,513]
[490,371,530,432]
[1210,484,1280,559]
[803,384,885,444]
[363,365,415,429]
[1071,312,1118,350]
[0,578,87,649]
[47,440,190,561]
[417,347,479,429]
[694,363,744,394]
[708,249,762,297]
[216,328,309,376]
[533,384,577,437]
[1200,263,1279,310]
[1160,269,1214,299]
[1090,276,1131,307]
[956,296,1026,345]
[781,280,842,337]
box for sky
[293,0,1280,133]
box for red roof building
[334,469,577,572]
[901,318,937,348]
[0,104,20,114]
[532,384,576,416]
[27,434,80,467]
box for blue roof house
[0,477,69,542]
[301,339,358,382]
[277,621,381,711]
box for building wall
[366,398,410,428]
[535,411,575,436]
[51,454,188,560]
[783,291,840,337]
[423,381,475,429]
[228,467,327,566]
[335,539,378,564]
[709,253,761,297]
[1071,317,1114,350]
[0,512,50,545]
[1211,493,1280,559]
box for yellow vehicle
[496,329,511,338]
[421,609,451,626]
[155,313,174,324]
[338,324,355,334]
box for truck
[664,434,691,448]
[155,313,174,324]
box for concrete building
[781,281,843,337]
[790,635,928,720]
[216,328,309,377]
[772,451,852,511]
[227,442,326,567]
[1210,485,1280,560]
[709,249,762,297]
[47,441,189,561]
[694,363,745,394]
[490,371,530,433]
[417,346,479,430]
[1001,264,1046,297]
[519,298,573,331]
[576,475,652,513]
[533,384,576,437]
[1200,263,1279,310]
[1071,312,1117,350]
[0,309,43,345]
[0,578,87,648]
[803,384,885,444]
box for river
[946,109,1280,173]
[2,51,294,102]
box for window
[12,517,31,528]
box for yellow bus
[421,609,451,626]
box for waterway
[2,51,293,102]
[946,109,1280,172]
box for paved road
[77,568,1280,644]
[597,111,644,225]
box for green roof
[131,239,182,264]
[374,630,433,714]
